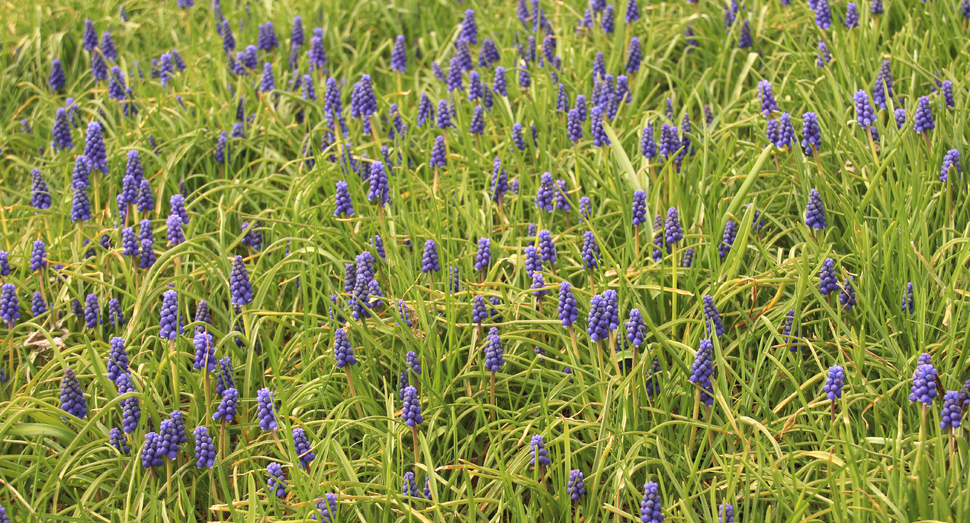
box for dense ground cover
[1,0,970,521]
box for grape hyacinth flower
[601,4,615,34]
[229,256,253,306]
[267,462,287,498]
[659,123,680,163]
[166,214,185,246]
[801,113,822,154]
[158,290,180,339]
[315,493,339,522]
[871,0,884,14]
[908,361,939,406]
[639,482,664,523]
[825,365,845,403]
[901,282,914,313]
[524,245,541,278]
[683,248,695,268]
[256,387,279,431]
[804,189,826,229]
[820,258,839,295]
[720,503,735,523]
[110,427,130,455]
[757,80,779,117]
[391,35,407,73]
[107,337,129,381]
[401,385,423,426]
[782,310,799,348]
[591,107,610,147]
[893,108,907,129]
[192,329,215,372]
[84,293,101,328]
[479,158,504,205]
[475,238,492,273]
[571,197,588,222]
[108,298,125,327]
[567,108,584,143]
[816,0,832,29]
[631,190,648,227]
[333,328,356,368]
[214,387,239,423]
[702,295,725,337]
[421,240,441,273]
[537,229,557,266]
[52,108,73,150]
[512,123,527,150]
[331,180,355,217]
[582,231,600,270]
[141,433,163,468]
[567,469,586,500]
[689,339,715,406]
[472,295,488,326]
[557,282,579,327]
[137,179,154,213]
[939,391,963,429]
[430,136,447,168]
[718,220,737,258]
[641,122,657,159]
[214,356,234,396]
[531,272,547,301]
[293,428,316,468]
[529,435,551,467]
[29,240,47,272]
[587,295,610,342]
[483,327,506,372]
[368,162,390,206]
[469,106,485,135]
[535,173,555,212]
[406,351,422,378]
[625,309,647,347]
[940,149,960,182]
[50,58,66,91]
[941,80,954,110]
[912,96,934,134]
[854,90,874,128]
[839,277,856,310]
[84,122,108,174]
[738,20,752,48]
[664,207,683,246]
[60,368,87,419]
[845,3,859,28]
[193,426,216,468]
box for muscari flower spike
[293,427,316,468]
[640,481,664,523]
[334,328,357,368]
[626,308,647,347]
[60,368,87,419]
[529,435,551,467]
[816,0,832,29]
[758,80,779,117]
[912,96,934,134]
[839,276,856,310]
[267,462,287,498]
[901,282,914,313]
[718,220,738,258]
[192,329,215,372]
[582,231,600,270]
[939,390,963,429]
[689,339,715,407]
[703,295,725,337]
[401,385,423,426]
[537,230,557,264]
[940,149,961,182]
[804,188,827,229]
[257,387,279,431]
[909,362,938,406]
[194,426,216,468]
[214,387,239,423]
[824,365,845,401]
[484,327,505,371]
[820,258,839,295]
[567,469,587,500]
